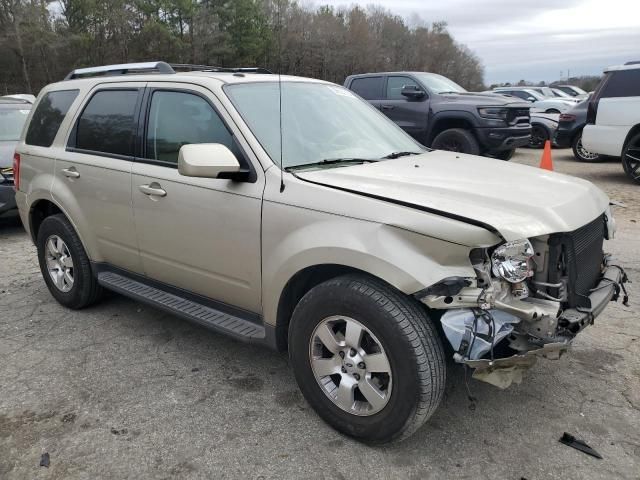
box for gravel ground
[1,148,638,479]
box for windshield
[413,73,466,94]
[0,106,30,141]
[225,82,423,169]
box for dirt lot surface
[1,148,638,479]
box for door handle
[62,167,80,179]
[139,183,167,197]
[381,105,395,110]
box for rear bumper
[553,130,573,148]
[474,126,531,151]
[0,183,16,214]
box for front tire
[571,131,602,163]
[288,274,446,443]
[431,128,480,155]
[529,124,549,149]
[622,132,640,184]
[486,148,515,160]
[36,214,103,309]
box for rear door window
[74,89,140,157]
[25,90,79,147]
[349,77,384,100]
[144,90,240,166]
[601,70,640,98]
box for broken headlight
[491,239,534,283]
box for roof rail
[624,61,640,65]
[64,61,175,80]
[169,64,272,74]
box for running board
[97,271,266,343]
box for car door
[131,83,263,313]
[54,84,144,273]
[379,75,429,141]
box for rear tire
[36,214,103,309]
[571,131,603,163]
[622,132,640,184]
[288,274,446,443]
[431,128,480,155]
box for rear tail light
[559,114,576,122]
[13,152,20,191]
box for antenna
[277,0,285,193]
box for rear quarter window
[25,90,79,147]
[349,77,384,100]
[601,69,640,98]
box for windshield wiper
[286,158,378,171]
[381,151,421,159]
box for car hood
[440,92,528,107]
[296,152,609,241]
[0,141,17,169]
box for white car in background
[490,87,577,113]
[583,62,640,184]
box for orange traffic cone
[539,140,554,171]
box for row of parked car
[1,63,637,219]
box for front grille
[506,108,530,126]
[547,214,605,308]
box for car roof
[346,71,443,78]
[605,63,640,72]
[44,71,331,92]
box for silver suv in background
[0,96,32,215]
[14,62,628,442]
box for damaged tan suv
[14,62,628,443]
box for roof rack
[169,64,272,74]
[64,61,272,80]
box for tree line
[0,0,486,95]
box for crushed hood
[296,152,609,241]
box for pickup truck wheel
[36,214,103,309]
[572,131,602,163]
[288,274,446,443]
[486,149,515,160]
[622,133,640,184]
[431,128,480,155]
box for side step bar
[97,271,266,343]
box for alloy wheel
[309,316,392,416]
[45,235,74,292]
[576,137,600,161]
[623,143,640,182]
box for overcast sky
[314,0,640,85]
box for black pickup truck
[344,72,531,160]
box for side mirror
[178,143,244,179]
[401,85,426,99]
[527,97,536,102]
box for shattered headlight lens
[491,239,534,283]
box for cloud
[313,0,640,84]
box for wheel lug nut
[350,348,356,356]
[358,362,365,369]
[339,351,345,358]
[353,373,360,381]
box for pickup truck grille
[506,108,530,126]
[547,214,605,308]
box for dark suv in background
[554,100,603,163]
[344,72,531,160]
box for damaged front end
[417,212,629,389]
